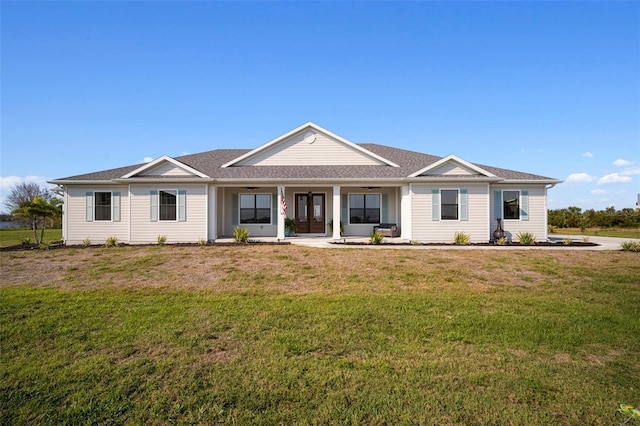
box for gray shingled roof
[54,143,558,182]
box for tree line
[548,206,640,229]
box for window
[503,190,520,220]
[95,192,112,221]
[349,194,380,224]
[240,194,271,224]
[159,190,177,221]
[441,190,458,220]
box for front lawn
[1,246,638,424]
[0,228,62,248]
[552,227,640,239]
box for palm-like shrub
[234,227,250,244]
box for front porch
[214,185,405,241]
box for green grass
[0,228,62,248]
[554,227,640,239]
[1,246,639,424]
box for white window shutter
[431,189,440,221]
[113,192,121,222]
[86,192,93,222]
[150,190,158,222]
[178,190,186,222]
[521,191,529,221]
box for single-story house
[50,122,561,244]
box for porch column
[207,185,217,241]
[332,185,341,240]
[277,185,285,240]
[400,184,412,240]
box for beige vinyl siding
[411,183,489,243]
[139,162,195,177]
[65,185,130,245]
[425,163,479,176]
[236,132,386,166]
[129,184,207,244]
[491,185,548,242]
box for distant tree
[3,182,52,215]
[11,197,62,245]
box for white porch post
[332,185,341,240]
[400,184,412,240]
[277,185,285,240]
[208,185,217,241]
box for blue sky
[1,1,639,213]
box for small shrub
[410,240,422,245]
[582,236,590,243]
[548,225,557,234]
[563,238,573,246]
[104,236,118,248]
[82,238,91,247]
[369,230,385,245]
[453,231,470,245]
[197,238,207,246]
[21,238,30,246]
[495,237,507,246]
[234,227,250,244]
[157,235,167,245]
[516,231,536,245]
[39,241,50,250]
[620,241,640,252]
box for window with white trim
[159,190,177,221]
[95,192,112,221]
[240,194,271,224]
[503,190,520,220]
[349,194,380,224]
[441,189,459,220]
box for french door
[295,193,325,234]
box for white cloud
[590,189,607,195]
[566,172,596,183]
[613,158,633,167]
[597,173,632,185]
[143,157,154,163]
[621,167,640,176]
[582,151,593,158]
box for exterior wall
[65,185,130,245]
[221,187,278,237]
[411,183,489,243]
[341,187,399,237]
[427,163,478,176]
[236,132,386,166]
[129,184,208,244]
[490,184,548,242]
[139,163,194,177]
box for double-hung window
[240,194,271,224]
[503,190,520,220]
[441,190,459,220]
[95,192,112,221]
[159,190,177,221]
[349,194,380,224]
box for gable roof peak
[121,154,209,178]
[221,122,399,168]
[409,154,496,178]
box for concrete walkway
[215,234,639,250]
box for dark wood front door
[295,193,325,234]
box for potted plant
[284,217,297,237]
